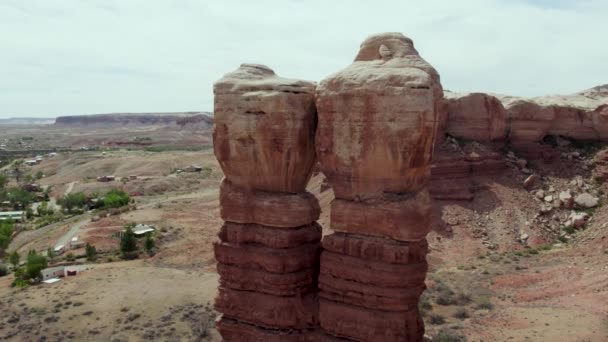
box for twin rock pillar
[213,64,321,341]
[213,33,443,342]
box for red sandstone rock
[330,191,432,242]
[315,32,442,201]
[322,233,428,264]
[213,240,321,274]
[219,179,320,227]
[213,64,316,193]
[217,263,317,296]
[215,288,319,329]
[507,100,555,143]
[319,272,424,311]
[445,92,507,142]
[216,317,320,342]
[321,251,428,288]
[219,222,321,249]
[319,299,423,342]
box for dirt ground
[0,261,221,342]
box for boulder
[574,193,599,208]
[559,190,574,208]
[523,174,538,190]
[565,211,589,229]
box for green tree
[85,243,97,261]
[0,174,7,189]
[35,171,43,180]
[144,234,155,255]
[0,221,14,250]
[59,192,87,213]
[6,187,34,209]
[103,189,130,209]
[9,251,19,268]
[120,224,138,259]
[24,251,47,280]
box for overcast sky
[1,0,607,118]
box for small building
[97,175,115,182]
[117,224,155,238]
[0,211,24,222]
[24,160,37,166]
[41,266,65,281]
[48,152,57,157]
[129,175,138,180]
[70,236,85,249]
[22,183,41,192]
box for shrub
[528,249,539,255]
[455,293,472,305]
[0,264,7,277]
[418,294,433,315]
[436,292,455,306]
[429,314,445,325]
[453,307,469,319]
[66,252,75,262]
[476,298,494,310]
[434,329,466,342]
[12,278,29,288]
[85,243,97,261]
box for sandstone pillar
[315,33,442,342]
[212,64,321,341]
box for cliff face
[54,112,213,127]
[442,85,608,146]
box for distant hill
[0,117,55,125]
[54,112,213,127]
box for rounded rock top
[214,64,315,95]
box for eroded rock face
[444,92,507,142]
[315,32,440,342]
[212,64,321,340]
[315,32,442,201]
[213,63,317,193]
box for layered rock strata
[315,33,441,341]
[212,64,321,341]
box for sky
[0,0,607,118]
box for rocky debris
[430,141,506,200]
[315,32,440,342]
[559,190,574,209]
[523,174,538,190]
[593,148,608,182]
[574,193,599,208]
[212,64,321,340]
[565,211,590,229]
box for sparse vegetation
[429,313,446,325]
[476,298,494,310]
[453,307,469,319]
[85,243,97,261]
[434,329,466,342]
[120,224,139,259]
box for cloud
[0,0,607,117]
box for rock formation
[212,64,321,341]
[443,92,508,142]
[440,85,608,160]
[315,33,441,341]
[54,112,213,127]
